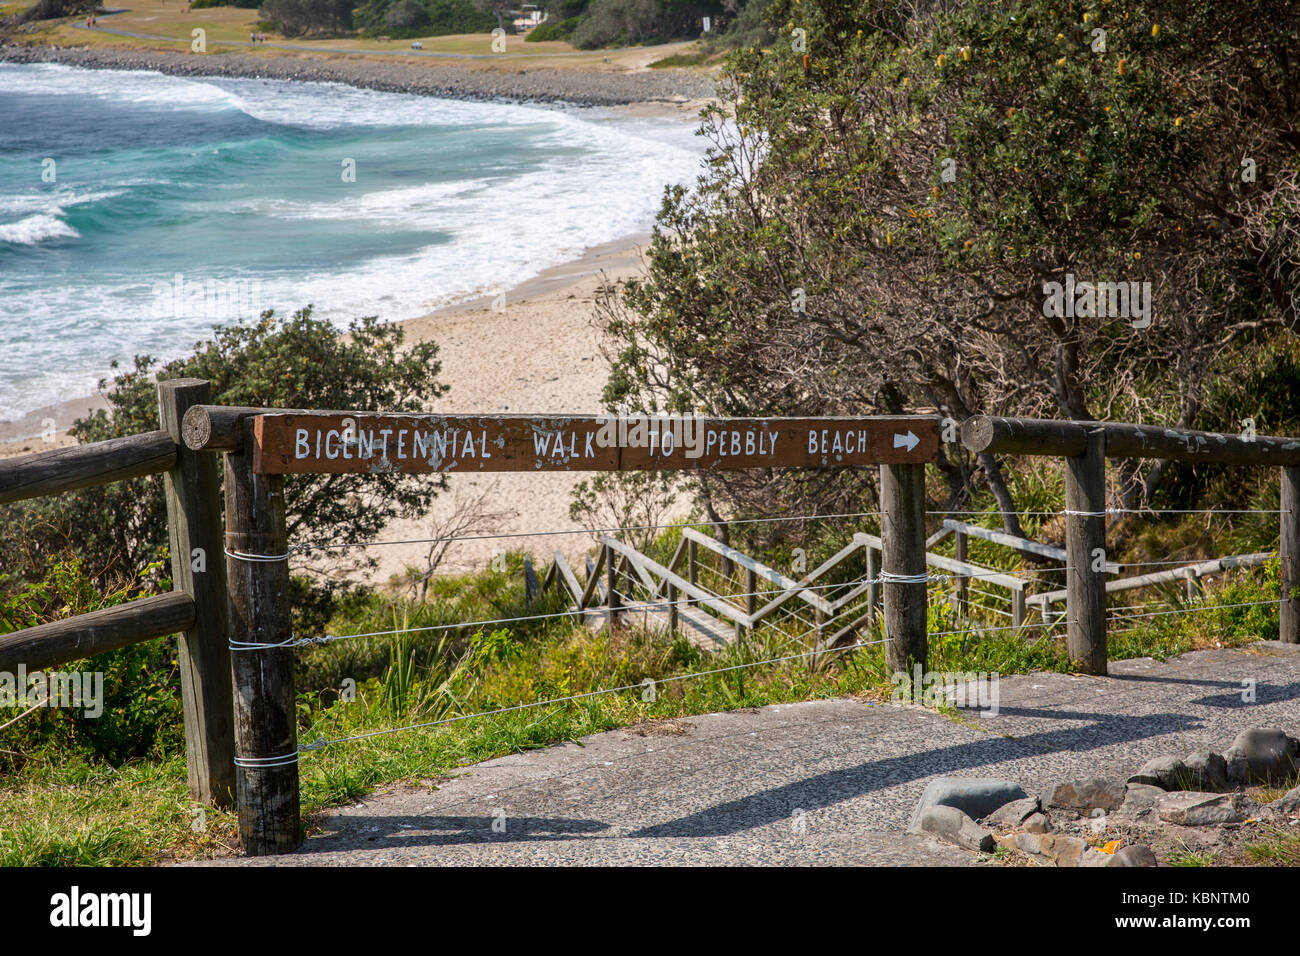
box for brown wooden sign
[251,413,940,475]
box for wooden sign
[251,413,940,475]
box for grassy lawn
[12,0,703,72]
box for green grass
[648,50,714,69]
[0,543,1285,865]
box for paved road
[194,641,1300,865]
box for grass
[9,0,701,72]
[0,538,1288,865]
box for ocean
[0,62,704,421]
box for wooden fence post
[880,462,928,675]
[224,417,301,855]
[157,379,236,808]
[1281,466,1300,644]
[1065,427,1108,674]
[953,529,969,617]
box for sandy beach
[0,231,673,586]
[0,40,711,587]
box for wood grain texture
[0,592,195,673]
[1282,467,1300,644]
[880,462,928,674]
[0,430,175,504]
[1065,428,1108,675]
[159,379,236,808]
[250,413,941,475]
[964,414,1300,466]
[224,417,301,855]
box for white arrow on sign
[893,431,919,452]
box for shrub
[524,15,582,42]
[0,307,448,595]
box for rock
[1108,844,1158,867]
[1116,783,1167,818]
[1267,785,1300,815]
[1183,751,1229,792]
[910,805,996,853]
[909,777,1028,832]
[1155,791,1258,826]
[1047,777,1127,813]
[997,832,1086,867]
[1224,728,1300,784]
[1041,834,1088,868]
[1078,848,1113,867]
[1023,811,1052,833]
[1128,754,1188,789]
[982,797,1041,829]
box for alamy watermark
[1042,273,1152,329]
[150,272,263,322]
[891,665,999,717]
[1,665,103,718]
[594,413,709,459]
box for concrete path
[197,641,1300,865]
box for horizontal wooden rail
[600,537,751,627]
[962,415,1300,466]
[0,430,176,504]
[182,405,303,452]
[940,519,1121,573]
[852,532,1026,592]
[1027,552,1273,608]
[0,591,196,672]
[681,528,834,616]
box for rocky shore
[0,43,718,106]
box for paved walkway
[196,642,1300,865]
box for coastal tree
[0,308,448,592]
[597,0,1300,544]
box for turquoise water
[0,63,702,420]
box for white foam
[0,214,80,245]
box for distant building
[511,5,546,32]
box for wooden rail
[961,415,1299,672]
[0,430,175,504]
[0,592,195,673]
[0,381,234,807]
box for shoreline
[1,233,660,585]
[0,42,717,108]
[0,230,648,448]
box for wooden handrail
[0,592,196,672]
[1026,552,1273,607]
[851,532,1026,591]
[681,528,834,616]
[0,430,176,504]
[940,518,1121,573]
[962,415,1300,466]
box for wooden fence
[2,389,1297,856]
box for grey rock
[1116,783,1167,818]
[1155,791,1258,826]
[997,832,1086,867]
[1108,844,1158,867]
[1268,785,1300,815]
[1182,751,1229,792]
[1127,754,1188,789]
[982,797,1041,829]
[1023,811,1052,834]
[909,777,1028,831]
[1224,728,1300,784]
[1078,848,1113,867]
[1047,777,1127,812]
[910,805,995,853]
